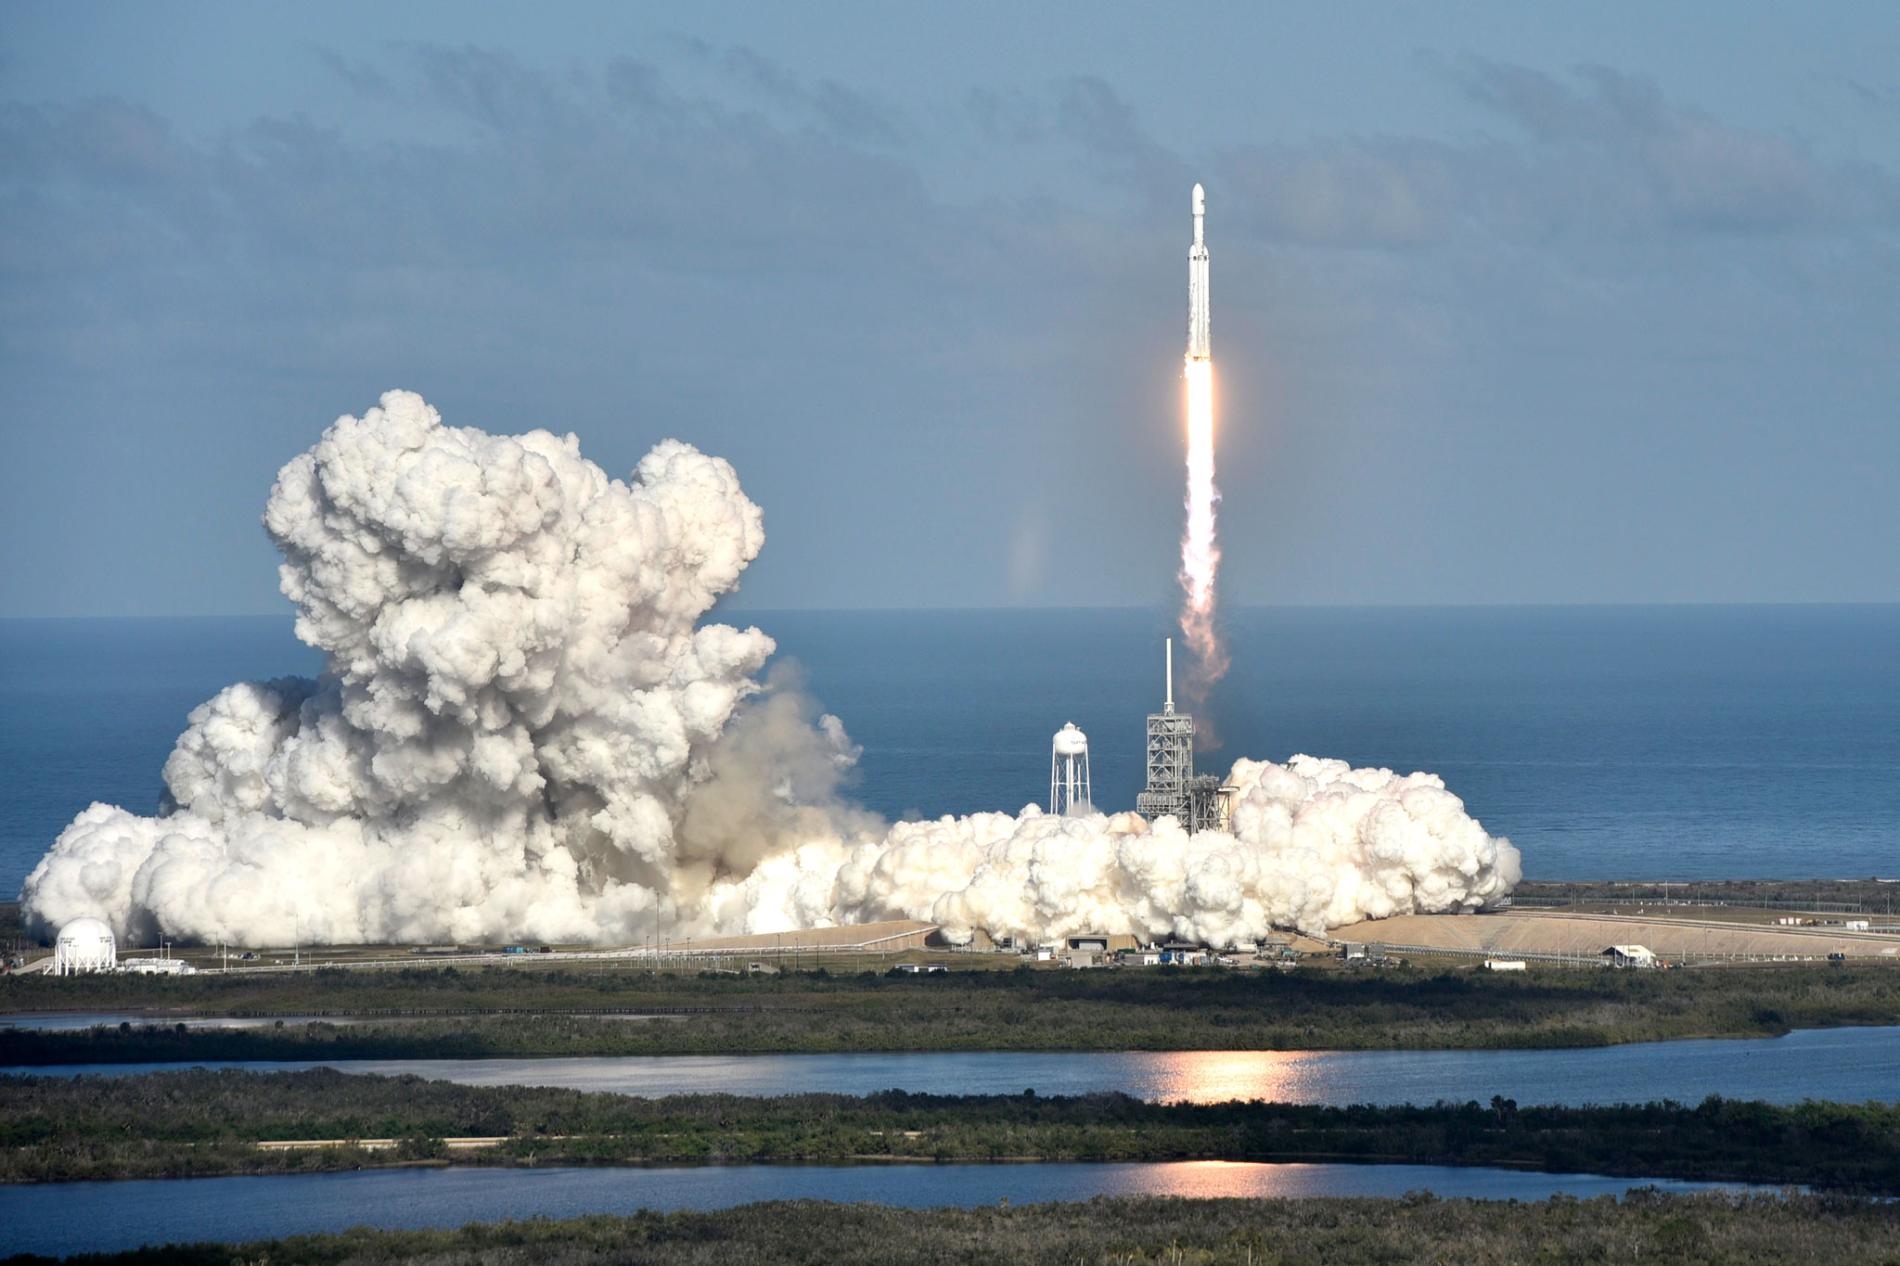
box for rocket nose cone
[1192,182,1205,210]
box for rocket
[1187,182,1210,362]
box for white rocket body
[1187,182,1210,362]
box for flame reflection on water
[1092,1160,1334,1199]
[1134,1050,1324,1104]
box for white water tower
[1049,722,1092,815]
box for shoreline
[5,1014,1900,1060]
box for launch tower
[1135,639,1194,824]
[1135,640,1228,832]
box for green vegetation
[1515,878,1900,911]
[5,961,1898,1060]
[6,1194,1900,1266]
[2,1069,1896,1191]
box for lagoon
[7,1025,1895,1106]
[0,1162,1791,1258]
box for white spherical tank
[1053,722,1089,756]
[53,917,117,976]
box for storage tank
[53,917,117,976]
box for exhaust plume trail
[1179,355,1225,689]
[1179,182,1228,700]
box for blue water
[4,607,1898,893]
[0,1163,1788,1257]
[8,1025,1897,1106]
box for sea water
[3,605,1897,893]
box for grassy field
[4,960,1898,1060]
[2,1068,1896,1191]
[5,1194,1898,1265]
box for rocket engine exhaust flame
[1179,356,1225,692]
[1178,182,1228,705]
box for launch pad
[1133,638,1231,833]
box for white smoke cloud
[20,392,1518,948]
[829,756,1520,946]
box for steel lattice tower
[1134,638,1231,833]
[1135,639,1197,824]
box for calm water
[0,1163,1787,1257]
[8,1026,1896,1106]
[5,606,1898,893]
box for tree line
[1,1069,1896,1191]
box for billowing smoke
[828,755,1519,946]
[20,392,1518,948]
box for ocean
[2,605,1896,894]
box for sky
[2,2,1897,616]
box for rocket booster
[1187,182,1210,362]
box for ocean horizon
[4,604,1897,894]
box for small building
[1064,933,1133,969]
[1483,959,1527,972]
[1063,933,1140,955]
[121,957,195,976]
[1157,940,1208,965]
[893,962,946,974]
[53,918,116,976]
[1602,944,1659,969]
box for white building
[53,918,117,976]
